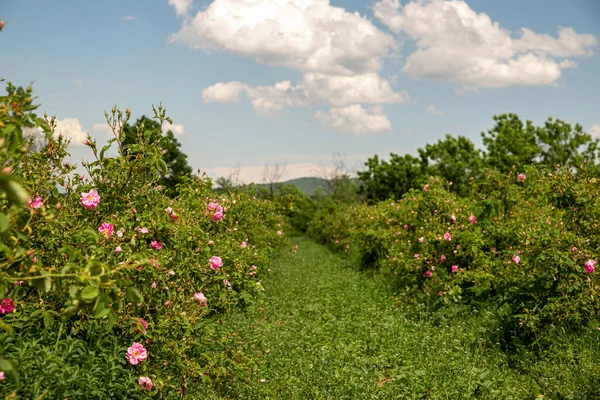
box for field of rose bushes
[308,166,600,343]
[0,82,290,398]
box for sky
[1,0,599,183]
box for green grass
[199,237,600,399]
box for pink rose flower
[277,230,283,236]
[469,215,477,224]
[423,184,429,191]
[403,224,409,230]
[241,241,247,249]
[0,371,4,380]
[99,222,114,237]
[136,318,149,335]
[126,342,147,365]
[150,241,162,250]
[512,255,520,264]
[211,206,224,222]
[80,189,100,210]
[210,256,223,270]
[194,292,207,306]
[206,202,219,212]
[440,254,446,262]
[444,232,452,241]
[224,279,231,288]
[138,377,154,391]
[418,237,424,243]
[451,265,458,273]
[517,173,526,182]
[115,246,122,254]
[151,281,157,289]
[138,227,148,234]
[164,301,171,307]
[0,298,15,314]
[585,259,596,274]
[27,196,43,209]
[414,254,420,259]
[424,270,432,278]
[165,207,173,214]
[170,211,178,222]
[451,214,456,223]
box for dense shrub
[308,166,600,340]
[0,82,289,397]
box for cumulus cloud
[590,124,600,139]
[168,0,193,16]
[173,0,414,133]
[373,0,597,90]
[123,15,136,21]
[314,104,392,135]
[162,122,185,135]
[426,105,444,116]
[170,0,395,76]
[203,73,408,116]
[54,118,88,145]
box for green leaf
[0,213,8,233]
[80,285,99,303]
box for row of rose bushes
[0,83,290,397]
[307,166,600,339]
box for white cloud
[373,0,597,89]
[170,0,395,76]
[426,105,444,116]
[123,15,136,21]
[162,122,185,135]
[203,73,407,116]
[202,81,247,103]
[55,118,88,145]
[590,124,600,139]
[178,0,413,133]
[314,104,392,135]
[75,78,83,87]
[168,0,193,16]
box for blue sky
[1,0,599,182]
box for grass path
[204,238,595,399]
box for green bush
[0,82,289,397]
[308,166,600,340]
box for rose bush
[308,166,600,340]
[0,82,289,397]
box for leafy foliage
[0,82,289,397]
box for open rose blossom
[206,202,219,212]
[150,241,162,250]
[210,256,223,270]
[443,233,452,241]
[194,292,208,306]
[517,173,526,182]
[126,342,147,365]
[138,377,154,391]
[99,222,114,237]
[80,189,100,209]
[469,215,477,224]
[451,265,458,273]
[138,227,149,234]
[585,259,596,274]
[211,206,224,222]
[0,298,15,314]
[0,371,4,380]
[27,196,43,209]
[241,241,247,249]
[424,270,432,278]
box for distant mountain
[279,177,329,197]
